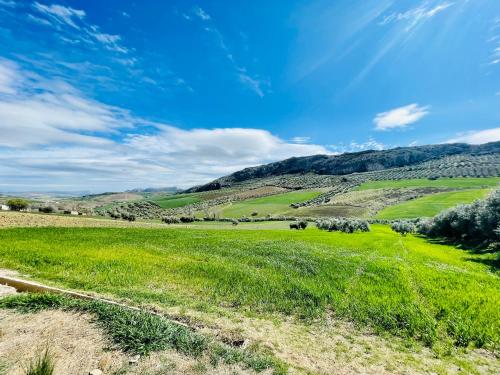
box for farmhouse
[1,204,9,211]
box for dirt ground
[165,306,500,375]
[0,309,257,375]
[0,212,165,229]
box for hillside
[188,142,500,192]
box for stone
[129,354,140,364]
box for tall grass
[25,349,54,375]
[0,226,498,350]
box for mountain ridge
[187,141,500,192]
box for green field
[151,193,201,209]
[376,189,490,219]
[357,177,500,191]
[0,225,497,350]
[220,190,322,217]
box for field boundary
[0,273,190,328]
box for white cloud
[33,2,85,29]
[32,2,128,53]
[374,103,430,130]
[0,60,132,148]
[447,128,500,144]
[379,2,454,30]
[0,59,19,94]
[328,138,386,153]
[291,136,311,144]
[193,6,211,21]
[0,59,326,192]
[182,6,269,97]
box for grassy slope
[220,190,322,217]
[357,177,500,191]
[376,189,490,219]
[151,193,201,209]
[0,226,497,349]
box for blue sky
[0,0,499,192]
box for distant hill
[188,142,500,192]
[126,186,181,193]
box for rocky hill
[188,142,500,192]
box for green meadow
[0,225,497,350]
[357,177,500,191]
[151,193,202,209]
[376,189,490,219]
[220,190,322,217]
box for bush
[391,220,416,236]
[179,216,196,223]
[251,212,258,217]
[162,216,180,224]
[121,212,136,222]
[7,198,29,211]
[39,206,55,214]
[316,218,370,233]
[418,189,500,248]
[290,220,308,230]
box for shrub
[316,218,370,233]
[251,212,258,217]
[418,189,500,248]
[290,220,308,230]
[162,216,180,224]
[179,216,196,223]
[39,206,55,214]
[7,198,29,211]
[121,212,136,222]
[391,220,416,236]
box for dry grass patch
[0,309,265,375]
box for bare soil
[0,309,257,375]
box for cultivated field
[375,189,490,219]
[0,223,498,373]
[218,190,322,218]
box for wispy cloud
[193,6,211,21]
[447,127,500,144]
[329,138,386,153]
[182,5,269,97]
[31,2,128,54]
[488,17,500,65]
[291,136,311,144]
[374,103,430,131]
[379,2,454,31]
[33,2,85,29]
[0,0,17,8]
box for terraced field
[219,190,323,217]
[357,177,500,190]
[152,193,202,209]
[375,189,490,219]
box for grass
[151,193,201,209]
[0,293,286,374]
[25,348,55,375]
[0,225,498,351]
[357,177,500,191]
[220,190,322,217]
[375,189,490,219]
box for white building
[1,205,10,211]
